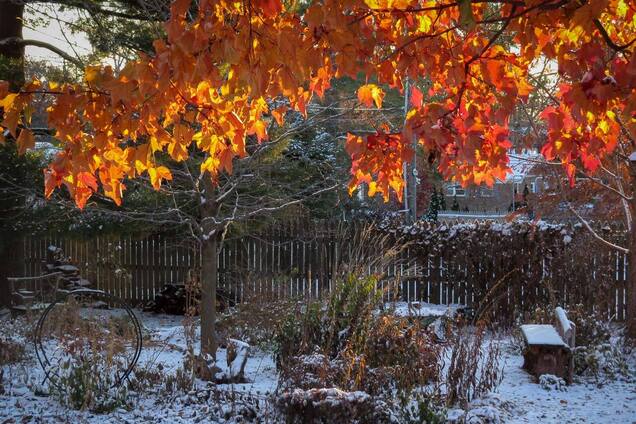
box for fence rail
[15,220,631,321]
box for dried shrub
[275,274,441,396]
[565,304,611,347]
[128,363,165,393]
[279,354,344,391]
[0,337,25,366]
[275,301,325,367]
[275,387,392,424]
[346,313,441,395]
[562,304,629,380]
[274,223,443,421]
[217,293,295,350]
[38,297,139,412]
[444,325,504,408]
[50,352,129,413]
[573,342,630,380]
[41,296,137,362]
[209,389,272,422]
[396,391,446,424]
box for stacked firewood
[144,283,234,315]
[144,283,189,315]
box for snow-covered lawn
[495,352,636,423]
[1,310,635,423]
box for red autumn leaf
[410,86,423,108]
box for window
[479,186,494,197]
[445,183,466,197]
[357,183,366,201]
[530,182,536,193]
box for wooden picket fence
[23,234,196,304]
[18,220,631,321]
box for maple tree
[1,0,636,352]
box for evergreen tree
[424,188,443,221]
[451,195,460,211]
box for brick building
[443,150,544,213]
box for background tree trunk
[0,0,25,307]
[0,0,25,87]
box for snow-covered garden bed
[1,305,634,423]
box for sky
[22,5,92,65]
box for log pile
[144,283,190,315]
[144,283,234,315]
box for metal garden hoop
[34,289,143,389]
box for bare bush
[444,325,504,408]
[217,291,295,350]
[275,387,392,424]
[0,337,25,366]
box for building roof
[505,150,541,182]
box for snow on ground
[387,301,462,318]
[139,313,278,395]
[0,311,278,423]
[494,351,636,424]
[1,310,635,423]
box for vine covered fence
[16,220,630,321]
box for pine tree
[424,188,442,221]
[451,195,460,211]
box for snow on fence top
[379,216,576,246]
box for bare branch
[593,19,636,53]
[203,183,340,227]
[568,204,629,254]
[579,173,633,201]
[0,37,84,68]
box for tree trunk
[200,234,218,357]
[0,0,25,307]
[199,174,221,358]
[627,162,636,340]
[0,0,25,88]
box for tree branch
[568,204,629,254]
[593,19,636,53]
[202,183,341,227]
[0,37,84,68]
[31,0,166,21]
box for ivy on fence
[19,219,628,322]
